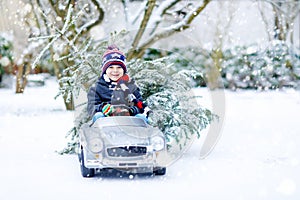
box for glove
[129,106,139,116]
[102,104,112,116]
[132,99,146,113]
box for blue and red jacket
[87,74,145,117]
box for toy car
[78,105,167,177]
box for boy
[87,45,148,122]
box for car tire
[80,148,95,178]
[153,167,166,175]
[78,144,82,162]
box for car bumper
[84,149,165,171]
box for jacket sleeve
[132,86,150,115]
[133,87,143,102]
[87,85,105,117]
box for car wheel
[153,167,166,175]
[78,150,82,162]
[78,144,82,162]
[80,148,95,177]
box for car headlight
[151,136,165,151]
[88,138,103,153]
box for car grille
[107,146,147,157]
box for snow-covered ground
[1,77,300,200]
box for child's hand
[132,99,146,112]
[102,104,112,116]
[129,106,139,116]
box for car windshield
[94,116,147,128]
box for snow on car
[78,105,167,177]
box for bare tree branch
[36,0,52,35]
[258,0,300,42]
[130,1,148,25]
[49,0,64,20]
[127,0,157,60]
[148,0,181,35]
[257,1,272,41]
[264,0,300,19]
[132,0,211,59]
[84,0,105,33]
[121,0,129,24]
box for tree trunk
[50,48,75,111]
[15,65,24,93]
[207,49,223,89]
[15,59,32,93]
[274,13,286,41]
[63,93,75,110]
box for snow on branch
[135,0,211,57]
[30,32,60,69]
[30,1,101,69]
[128,0,157,59]
[147,0,181,34]
[132,0,156,47]
[261,0,292,15]
[61,5,73,34]
[81,0,104,33]
[31,5,74,69]
[28,34,58,41]
[130,1,148,25]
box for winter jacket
[87,75,144,117]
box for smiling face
[105,65,124,81]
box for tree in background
[124,0,211,59]
[19,0,212,110]
[202,0,237,89]
[16,0,104,110]
[257,0,300,45]
[0,35,13,85]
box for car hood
[99,126,156,146]
[82,116,163,147]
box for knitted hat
[101,45,127,74]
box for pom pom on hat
[101,45,127,74]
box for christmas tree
[58,34,216,155]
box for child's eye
[108,65,122,69]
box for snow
[1,77,300,200]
